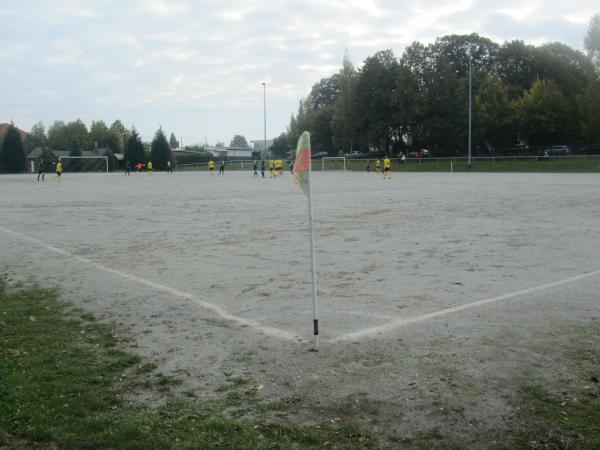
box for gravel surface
[2,170,599,445]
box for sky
[1,0,597,146]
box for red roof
[0,123,29,141]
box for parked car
[544,145,570,156]
[345,151,365,158]
[311,152,328,159]
[407,149,429,158]
[581,144,600,155]
[508,143,529,154]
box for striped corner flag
[292,131,311,196]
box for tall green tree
[270,133,291,157]
[354,49,401,151]
[0,124,26,173]
[150,128,171,170]
[24,121,48,152]
[579,80,600,142]
[332,52,359,153]
[48,119,90,152]
[109,120,128,152]
[584,14,600,73]
[516,79,575,145]
[169,132,179,149]
[475,75,517,148]
[229,134,249,148]
[124,128,145,164]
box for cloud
[0,0,596,145]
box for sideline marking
[0,225,302,343]
[334,269,600,342]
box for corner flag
[292,131,320,349]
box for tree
[270,133,291,157]
[24,121,48,152]
[48,119,90,152]
[475,75,517,148]
[332,52,360,153]
[516,79,575,146]
[308,74,341,109]
[579,80,600,142]
[109,120,128,152]
[169,132,179,149]
[229,134,249,148]
[354,49,401,151]
[584,14,600,73]
[124,128,145,164]
[89,120,109,148]
[150,128,171,170]
[0,124,26,173]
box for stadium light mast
[262,82,267,162]
[468,46,472,169]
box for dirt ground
[1,170,599,446]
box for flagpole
[306,163,320,349]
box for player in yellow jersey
[375,159,381,174]
[147,160,153,175]
[269,159,275,177]
[383,156,391,179]
[54,161,63,179]
[208,160,215,175]
[278,159,284,176]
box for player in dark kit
[37,159,45,181]
[253,160,258,177]
[260,160,265,178]
[124,160,131,175]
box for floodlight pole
[468,47,472,169]
[262,82,267,163]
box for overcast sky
[1,0,597,146]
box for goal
[58,156,109,173]
[321,157,347,171]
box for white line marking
[334,269,600,342]
[0,225,302,343]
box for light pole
[262,82,267,163]
[468,47,472,169]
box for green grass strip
[0,278,372,449]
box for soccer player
[37,159,45,181]
[166,160,173,174]
[383,156,391,179]
[366,160,371,173]
[147,160,153,175]
[124,160,131,175]
[219,160,225,175]
[375,159,381,174]
[253,160,258,177]
[260,160,265,178]
[54,160,62,179]
[208,160,215,175]
[134,162,144,173]
[269,159,275,178]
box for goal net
[321,157,347,171]
[58,156,109,173]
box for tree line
[274,16,600,157]
[0,115,259,172]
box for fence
[316,155,600,172]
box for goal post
[321,157,346,171]
[58,156,109,173]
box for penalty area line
[0,225,302,343]
[334,268,600,342]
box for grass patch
[0,278,373,449]
[510,324,600,449]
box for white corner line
[333,268,600,342]
[0,225,303,343]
